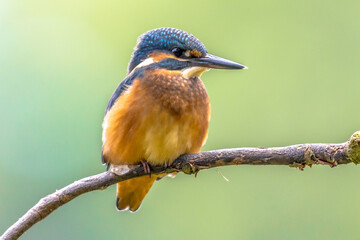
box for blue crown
[128,28,207,72]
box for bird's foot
[141,160,151,178]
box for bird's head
[128,28,247,78]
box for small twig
[1,131,359,240]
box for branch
[2,131,360,240]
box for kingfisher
[102,27,247,212]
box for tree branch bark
[2,131,360,240]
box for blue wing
[102,70,142,166]
[105,74,137,114]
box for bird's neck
[142,69,209,115]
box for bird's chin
[181,67,210,78]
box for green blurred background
[1,0,359,239]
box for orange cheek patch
[148,51,177,62]
[190,49,202,58]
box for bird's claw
[141,160,151,178]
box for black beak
[190,53,247,69]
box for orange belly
[102,73,210,166]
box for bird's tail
[116,175,158,212]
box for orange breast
[102,69,210,165]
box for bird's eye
[171,47,185,57]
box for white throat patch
[181,67,210,78]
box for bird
[102,27,247,212]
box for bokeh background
[1,0,360,239]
